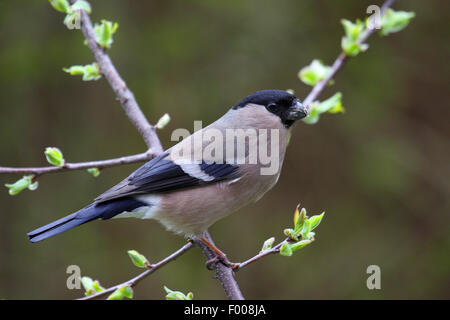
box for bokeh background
[0,0,448,299]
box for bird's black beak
[286,100,307,120]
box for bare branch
[235,239,288,271]
[303,0,396,108]
[194,231,244,300]
[0,151,153,176]
[78,241,194,300]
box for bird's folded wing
[94,151,240,203]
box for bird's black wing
[94,152,239,203]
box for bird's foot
[199,236,240,270]
[205,253,240,271]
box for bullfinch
[27,89,307,263]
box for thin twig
[75,2,163,153]
[78,241,194,300]
[303,0,395,108]
[235,240,287,271]
[194,231,244,300]
[0,151,153,176]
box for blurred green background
[0,0,448,299]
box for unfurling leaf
[283,228,298,241]
[92,280,105,293]
[261,237,275,252]
[303,92,344,125]
[107,285,133,300]
[63,63,101,81]
[45,147,65,167]
[308,212,325,231]
[298,60,332,86]
[294,206,307,232]
[87,168,100,177]
[127,250,150,268]
[164,286,193,300]
[279,242,293,257]
[290,239,313,252]
[81,276,104,296]
[70,0,92,14]
[380,9,415,36]
[340,19,369,56]
[49,0,70,13]
[300,219,312,239]
[93,20,119,49]
[5,175,37,196]
[341,19,364,41]
[155,113,171,129]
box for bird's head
[232,89,307,128]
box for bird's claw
[205,254,240,271]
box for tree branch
[235,239,288,271]
[303,0,395,108]
[0,151,153,176]
[75,3,163,153]
[193,231,244,300]
[78,241,194,300]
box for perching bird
[27,89,307,265]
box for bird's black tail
[27,197,146,243]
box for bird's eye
[267,103,277,112]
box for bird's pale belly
[151,171,280,237]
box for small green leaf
[341,36,368,57]
[303,92,344,125]
[107,285,133,300]
[290,239,313,252]
[261,237,275,252]
[155,113,171,129]
[380,9,415,36]
[92,280,105,293]
[5,175,35,196]
[341,19,364,41]
[300,219,312,239]
[45,147,65,167]
[49,0,70,13]
[93,20,119,49]
[279,242,293,257]
[308,212,325,231]
[293,205,300,227]
[81,276,96,296]
[298,60,332,86]
[70,0,91,14]
[81,277,105,296]
[63,63,101,81]
[294,206,307,233]
[283,228,298,241]
[127,250,150,268]
[87,168,100,177]
[340,19,369,56]
[164,286,193,300]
